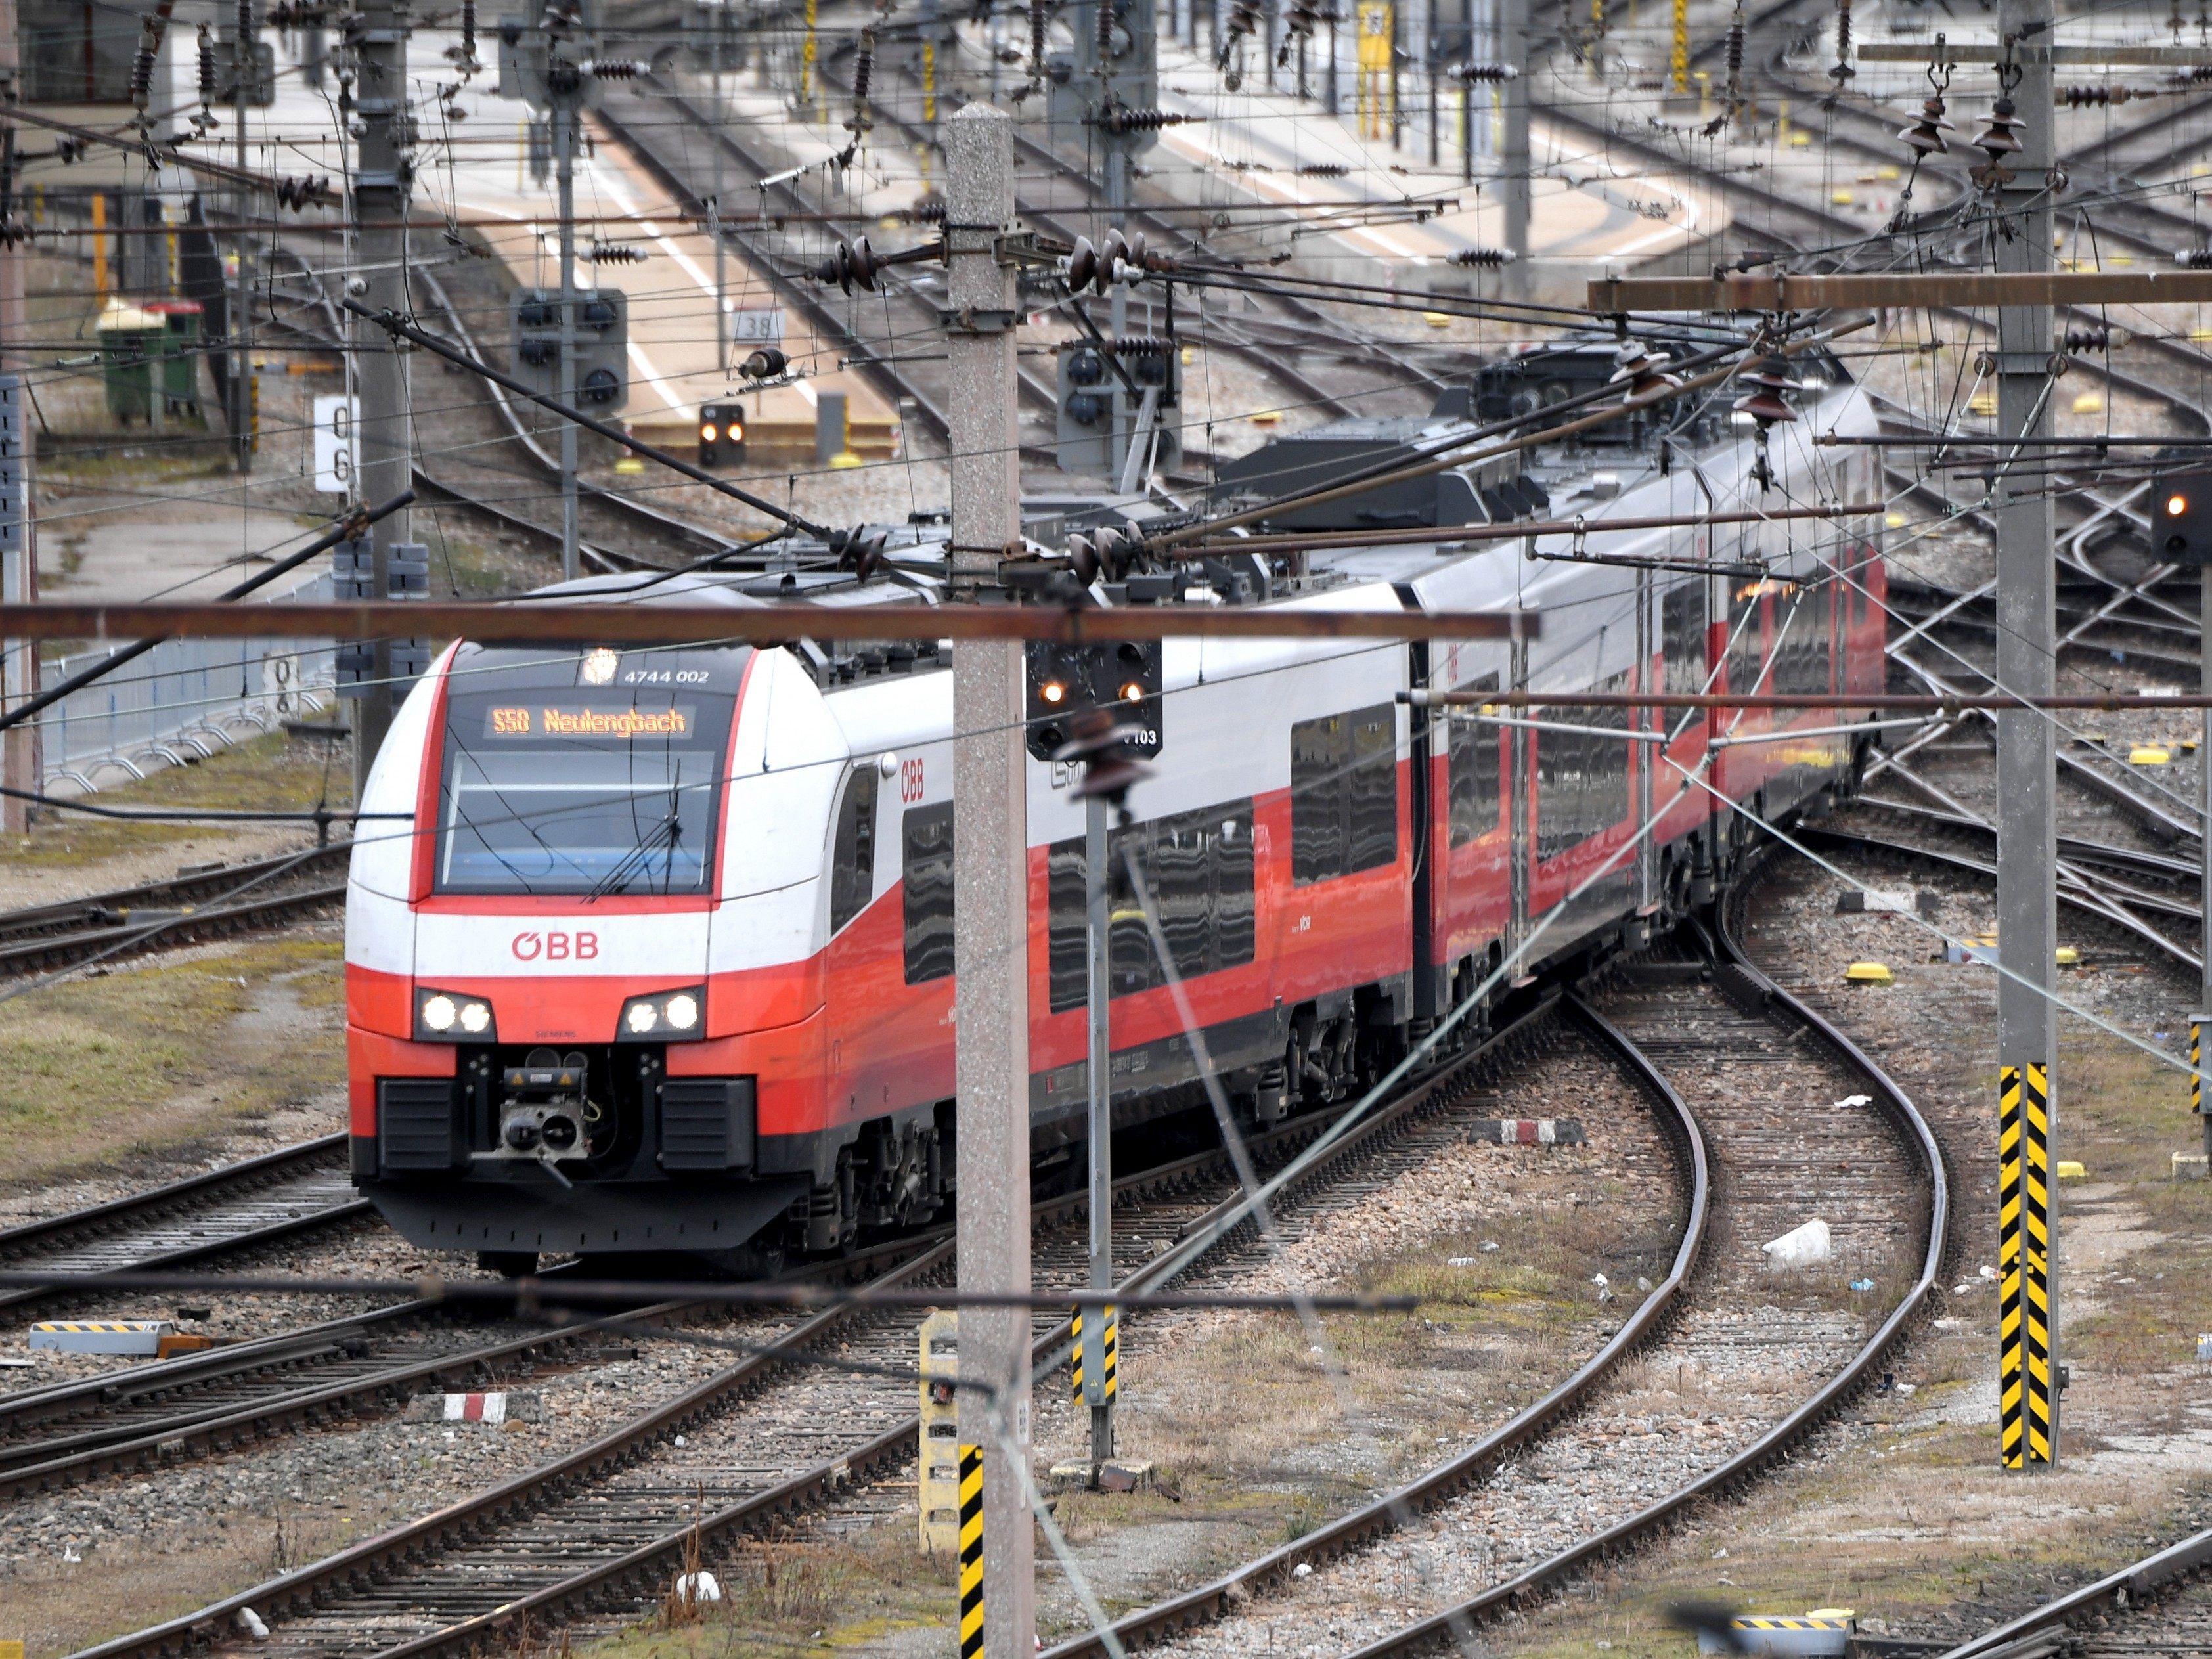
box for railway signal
[1023,638,1163,762]
[2152,472,2212,564]
[510,288,628,412]
[697,400,744,467]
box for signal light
[1042,680,1068,705]
[2153,470,2212,564]
[1120,681,1145,703]
[699,402,744,467]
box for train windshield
[432,644,746,896]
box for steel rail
[0,844,350,943]
[71,975,1570,1659]
[261,252,675,575]
[1035,989,1710,1659]
[1320,848,1950,1659]
[596,82,1073,471]
[1934,1526,2212,1658]
[1801,822,2202,975]
[0,1097,1352,1496]
[0,880,347,978]
[0,1136,368,1316]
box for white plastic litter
[674,1570,722,1604]
[237,1608,270,1641]
[1834,1094,1872,1109]
[1447,1256,1477,1267]
[1294,1563,1314,1578]
[1759,1219,1832,1268]
[1979,1264,1998,1281]
[1480,1240,1499,1252]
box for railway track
[0,1136,366,1320]
[0,843,348,977]
[1929,1522,2212,1658]
[267,251,719,576]
[68,962,1671,1659]
[1039,849,1945,1658]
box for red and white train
[345,343,1888,1272]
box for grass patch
[577,1522,954,1659]
[0,937,343,1184]
[12,729,353,869]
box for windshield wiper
[584,809,683,902]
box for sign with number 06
[313,394,358,495]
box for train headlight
[416,987,495,1042]
[617,987,707,1042]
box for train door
[824,759,897,1130]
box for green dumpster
[144,299,204,414]
[96,301,164,425]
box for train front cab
[347,636,855,1269]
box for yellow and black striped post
[958,1444,984,1659]
[1071,1305,1118,1405]
[2194,1017,2205,1117]
[1999,1063,2055,1468]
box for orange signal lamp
[1042,680,1068,705]
[727,422,743,443]
[2169,492,2189,516]
[1121,681,1145,703]
[701,424,719,444]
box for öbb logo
[510,931,600,962]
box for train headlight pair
[617,987,704,1040]
[416,988,495,1041]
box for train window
[433,644,741,896]
[1291,705,1398,885]
[902,802,956,985]
[1046,840,1090,1013]
[1727,581,1769,697]
[1773,583,1833,696]
[1291,714,1350,883]
[1347,708,1399,874]
[1662,581,1705,697]
[1046,801,1257,1014]
[1447,673,1501,849]
[829,764,878,935]
[1536,670,1630,862]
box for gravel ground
[1126,953,1921,1659]
[2,1316,747,1656]
[568,1025,1692,1658]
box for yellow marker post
[918,1310,960,1553]
[958,1444,985,1659]
[1999,1062,2055,1469]
[1671,0,1689,90]
[1071,1304,1118,1405]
